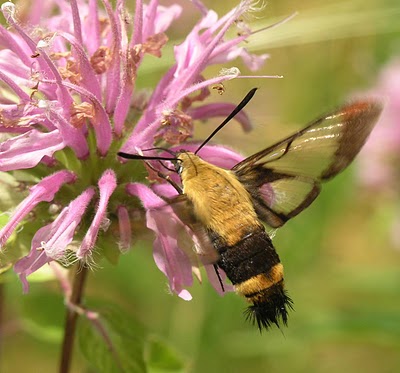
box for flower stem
[59,265,88,373]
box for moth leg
[213,264,225,292]
[144,161,183,194]
[165,176,183,194]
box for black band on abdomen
[214,228,280,284]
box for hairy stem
[59,265,88,373]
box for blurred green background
[2,0,400,372]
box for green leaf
[77,304,147,373]
[0,212,9,228]
[0,171,22,211]
[145,336,186,373]
[20,290,65,343]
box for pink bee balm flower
[357,58,400,192]
[0,0,277,299]
[357,58,400,249]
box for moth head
[174,151,201,178]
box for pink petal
[14,250,50,293]
[77,170,117,258]
[239,49,269,72]
[1,3,54,80]
[132,0,143,45]
[126,183,194,299]
[46,106,89,158]
[0,170,76,247]
[102,0,122,114]
[171,2,251,96]
[61,81,112,156]
[84,0,101,54]
[58,31,102,100]
[143,3,182,38]
[149,209,194,300]
[14,187,95,292]
[33,188,95,258]
[117,205,132,253]
[173,10,219,80]
[126,182,166,210]
[205,264,234,296]
[0,102,50,131]
[0,69,30,102]
[191,0,208,16]
[70,0,83,45]
[152,183,180,199]
[209,38,269,71]
[0,129,64,171]
[0,24,31,66]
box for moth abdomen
[244,281,293,331]
[214,227,293,331]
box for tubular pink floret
[69,0,83,45]
[0,70,30,101]
[1,2,53,78]
[58,31,102,100]
[0,24,31,66]
[126,183,194,300]
[14,187,96,292]
[117,206,132,253]
[46,107,89,158]
[132,0,144,45]
[61,81,113,156]
[0,130,65,171]
[0,170,76,248]
[102,0,122,113]
[77,170,117,258]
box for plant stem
[59,265,88,373]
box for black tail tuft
[244,286,294,332]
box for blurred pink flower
[0,0,274,297]
[357,59,400,192]
[357,58,400,248]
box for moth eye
[176,165,183,174]
[174,159,183,174]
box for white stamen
[219,67,241,77]
[1,2,16,20]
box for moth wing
[167,194,220,264]
[232,101,382,227]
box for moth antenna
[195,87,258,155]
[183,151,199,176]
[143,147,177,157]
